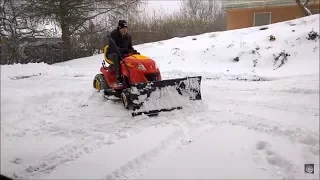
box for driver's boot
[116,76,123,87]
[115,60,123,88]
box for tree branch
[296,0,312,16]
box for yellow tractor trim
[131,54,150,60]
[104,46,149,66]
[103,45,113,65]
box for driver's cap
[118,20,128,28]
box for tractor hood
[124,54,159,71]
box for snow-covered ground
[1,15,319,179]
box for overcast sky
[143,0,181,15]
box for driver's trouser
[107,53,121,80]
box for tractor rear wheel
[93,73,108,92]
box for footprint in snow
[253,141,296,178]
[107,139,116,145]
[256,141,271,150]
[181,138,192,145]
[11,157,22,165]
[297,134,319,146]
[313,46,318,52]
[80,104,88,107]
[227,44,234,48]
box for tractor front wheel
[121,90,132,109]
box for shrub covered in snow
[308,30,319,41]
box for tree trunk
[59,0,71,61]
[295,0,312,16]
[61,21,71,61]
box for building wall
[310,0,320,13]
[226,2,320,30]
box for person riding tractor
[106,20,139,87]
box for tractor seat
[103,45,114,65]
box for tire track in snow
[165,108,319,179]
[11,90,136,179]
[153,104,319,150]
[103,127,184,180]
[95,110,215,180]
[13,96,318,180]
[15,135,107,179]
[5,77,318,179]
[205,86,319,116]
[207,110,319,149]
[211,97,319,116]
[10,86,190,179]
[1,90,111,137]
[108,104,317,180]
[13,108,152,179]
[125,107,318,180]
[13,104,186,179]
[103,123,215,180]
[206,110,319,178]
[15,128,137,179]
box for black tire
[0,174,14,180]
[93,73,108,92]
[121,89,132,109]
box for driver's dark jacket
[107,28,134,55]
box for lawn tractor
[93,35,202,116]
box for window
[254,12,271,26]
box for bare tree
[26,0,144,60]
[71,20,107,57]
[127,5,226,45]
[0,0,49,64]
[179,0,222,22]
[295,0,312,16]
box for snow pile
[132,85,190,114]
[1,15,319,180]
[135,15,319,79]
[131,76,201,114]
